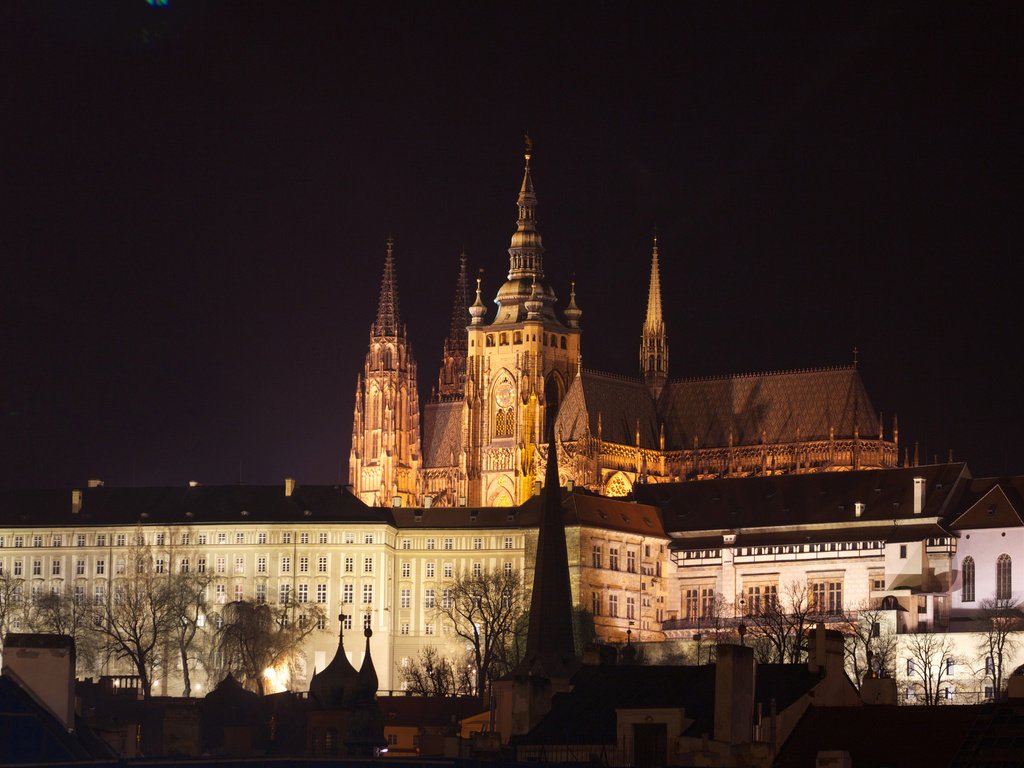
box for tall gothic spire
[433,252,470,400]
[507,135,545,280]
[448,251,470,356]
[640,234,669,397]
[373,237,400,337]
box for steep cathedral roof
[556,365,882,451]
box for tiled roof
[948,476,1024,530]
[635,463,971,535]
[660,365,881,448]
[377,695,484,728]
[557,371,661,448]
[514,662,821,746]
[556,366,885,452]
[0,485,392,528]
[673,523,951,551]
[774,705,988,768]
[422,399,463,468]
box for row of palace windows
[0,553,380,578]
[0,531,378,548]
[399,560,514,579]
[961,554,1013,602]
[483,332,568,349]
[399,536,515,551]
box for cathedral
[349,144,899,507]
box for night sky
[2,2,1022,489]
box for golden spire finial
[524,133,533,162]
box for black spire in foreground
[519,431,577,677]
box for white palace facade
[3,462,1023,702]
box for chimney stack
[284,477,296,497]
[71,489,83,514]
[86,478,103,488]
[714,644,755,745]
[854,502,864,518]
[913,476,926,514]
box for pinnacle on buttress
[508,135,545,280]
[640,233,669,397]
[373,237,401,337]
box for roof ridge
[580,367,645,384]
[670,363,857,384]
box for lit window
[997,554,1012,600]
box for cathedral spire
[373,237,401,337]
[507,135,545,280]
[433,252,470,400]
[640,234,669,397]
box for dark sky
[2,2,1022,489]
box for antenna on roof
[852,346,859,368]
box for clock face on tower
[494,380,515,409]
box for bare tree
[27,588,101,677]
[977,597,1022,699]
[0,570,25,655]
[213,599,325,695]
[903,631,957,705]
[745,581,814,664]
[841,604,898,689]
[400,646,474,696]
[433,567,525,698]
[691,592,732,665]
[163,569,213,697]
[90,547,174,698]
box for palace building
[349,143,899,508]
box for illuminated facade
[417,145,897,506]
[349,238,422,507]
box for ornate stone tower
[349,238,422,507]
[640,234,668,397]
[462,139,582,506]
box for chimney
[534,480,542,497]
[423,496,433,508]
[284,477,296,497]
[913,476,926,514]
[71,489,83,514]
[458,496,467,507]
[854,502,864,518]
[2,634,77,731]
[392,495,402,508]
[807,624,845,679]
[86,478,103,488]
[714,644,755,745]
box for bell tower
[462,139,582,506]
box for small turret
[469,273,487,325]
[564,280,582,328]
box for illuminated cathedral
[349,144,899,507]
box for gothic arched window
[495,408,515,437]
[962,556,975,603]
[997,554,1012,600]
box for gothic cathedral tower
[349,238,422,507]
[462,141,582,506]
[640,235,668,397]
